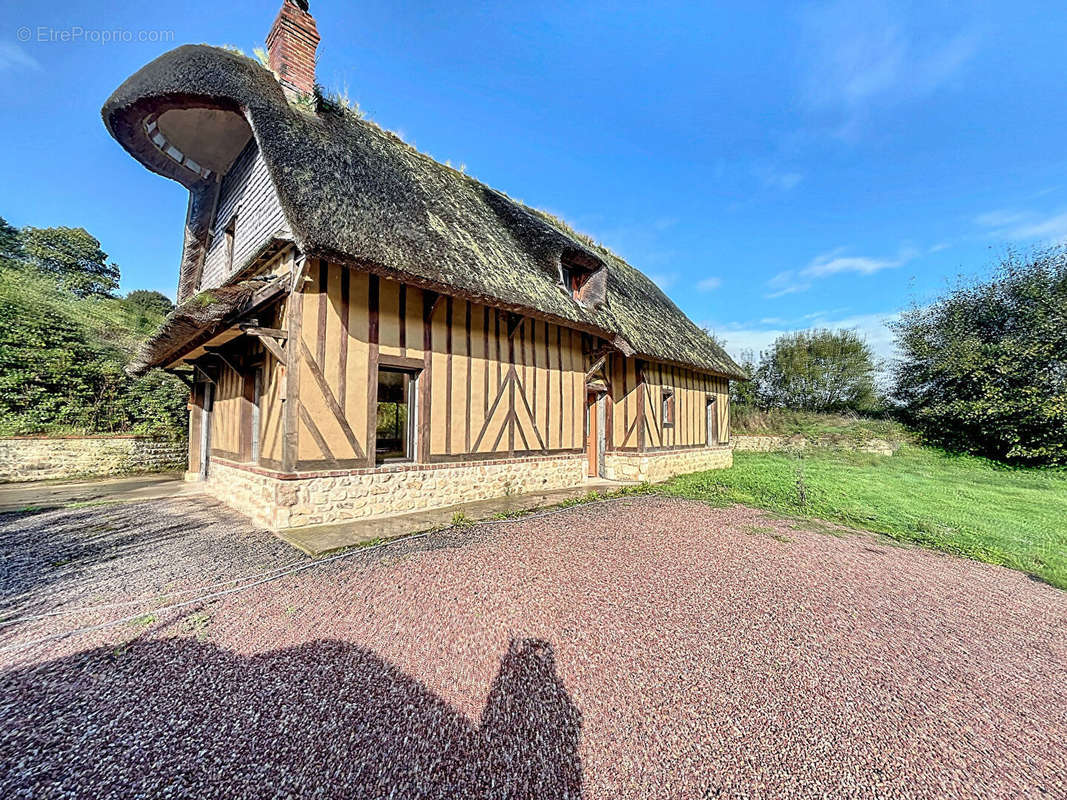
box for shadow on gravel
[0,499,294,615]
[0,636,583,798]
[0,504,192,608]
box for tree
[126,289,175,317]
[755,329,878,413]
[891,246,1067,465]
[0,216,20,260]
[729,349,759,407]
[20,226,120,297]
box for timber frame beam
[241,324,288,365]
[188,362,218,386]
[203,347,242,378]
[584,353,607,382]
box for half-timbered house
[104,1,745,530]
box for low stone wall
[602,446,733,483]
[0,436,187,483]
[207,454,587,530]
[732,435,897,456]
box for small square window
[662,388,675,428]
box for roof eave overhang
[129,277,291,377]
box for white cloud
[696,276,722,291]
[975,208,1067,243]
[804,250,903,277]
[765,245,915,297]
[0,43,40,72]
[765,270,811,298]
[799,0,979,137]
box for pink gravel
[1,496,1065,798]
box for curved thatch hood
[104,45,744,378]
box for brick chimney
[266,0,320,100]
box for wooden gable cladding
[289,260,588,471]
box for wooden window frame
[706,394,717,446]
[662,387,675,429]
[374,365,420,465]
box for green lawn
[658,445,1067,589]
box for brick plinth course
[206,455,587,530]
[0,436,186,483]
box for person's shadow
[0,636,582,798]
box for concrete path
[0,473,201,513]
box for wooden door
[586,392,598,477]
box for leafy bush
[891,246,1067,465]
[125,289,175,317]
[0,217,186,441]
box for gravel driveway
[1,496,1064,798]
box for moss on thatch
[104,45,744,378]
[126,279,282,376]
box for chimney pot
[266,0,320,100]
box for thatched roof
[127,277,287,376]
[104,45,744,378]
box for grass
[658,445,1067,589]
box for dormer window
[560,257,593,303]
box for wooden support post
[204,347,241,378]
[240,325,289,339]
[636,359,647,452]
[506,312,523,340]
[282,256,307,473]
[419,291,437,463]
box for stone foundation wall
[206,454,587,530]
[732,435,897,456]
[0,436,186,483]
[602,447,732,483]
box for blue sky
[2,0,1064,365]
